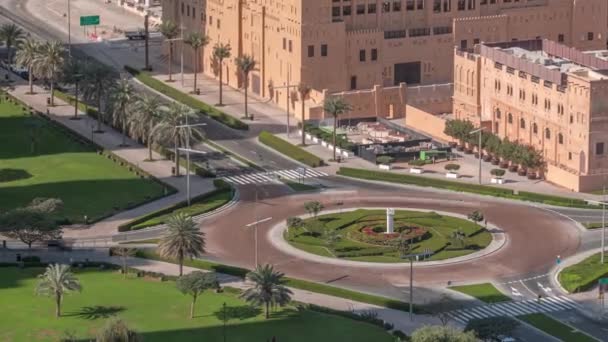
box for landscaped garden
[0,100,166,223]
[0,267,393,342]
[285,208,491,263]
[558,252,608,293]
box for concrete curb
[267,207,507,269]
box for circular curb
[267,207,508,269]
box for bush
[123,65,248,130]
[444,164,460,172]
[408,159,426,167]
[213,178,231,189]
[22,256,41,263]
[376,156,395,165]
[490,169,506,177]
[259,131,324,167]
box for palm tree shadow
[212,305,261,320]
[63,305,125,320]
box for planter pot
[336,147,342,154]
[321,141,328,147]
[342,151,350,158]
[379,164,392,170]
[491,177,505,184]
[518,168,527,176]
[491,158,500,165]
[456,145,465,152]
[446,172,459,179]
[527,172,537,180]
[499,161,509,169]
[312,137,319,144]
[482,155,492,162]
[474,153,481,159]
[464,149,474,155]
[298,130,303,136]
[508,165,518,173]
[327,144,334,150]
[409,167,423,174]
[305,133,312,140]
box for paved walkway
[0,248,446,335]
[2,70,215,238]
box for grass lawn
[0,267,392,342]
[285,209,491,263]
[449,283,511,304]
[0,102,165,223]
[582,222,604,229]
[284,180,320,192]
[518,313,597,342]
[559,252,608,293]
[259,131,324,167]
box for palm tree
[176,271,219,319]
[158,213,205,276]
[109,77,136,146]
[33,41,65,107]
[62,58,87,119]
[235,55,256,120]
[112,247,136,279]
[212,43,232,106]
[82,62,115,132]
[151,102,201,176]
[0,23,25,65]
[15,38,40,94]
[241,264,292,319]
[323,97,352,161]
[36,264,81,317]
[297,83,311,145]
[159,20,179,82]
[184,32,210,94]
[132,95,164,160]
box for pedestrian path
[223,168,328,185]
[448,296,580,324]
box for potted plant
[376,156,395,170]
[408,159,426,174]
[482,154,492,162]
[444,163,461,179]
[518,168,527,176]
[508,164,518,173]
[490,168,506,184]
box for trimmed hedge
[337,167,596,209]
[259,131,324,167]
[559,252,608,293]
[124,65,248,130]
[53,90,100,118]
[118,186,234,231]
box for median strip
[259,131,324,167]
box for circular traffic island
[284,209,492,263]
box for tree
[158,213,205,276]
[0,198,63,248]
[240,264,292,319]
[112,247,136,279]
[184,32,210,94]
[444,119,474,147]
[465,316,519,341]
[132,95,164,160]
[159,20,180,82]
[150,102,201,176]
[96,317,140,342]
[323,97,352,161]
[304,201,324,218]
[298,83,312,145]
[212,42,232,106]
[467,211,484,224]
[33,41,65,107]
[324,229,341,249]
[36,264,81,317]
[490,169,506,178]
[15,37,40,94]
[286,217,304,230]
[411,325,477,342]
[61,58,87,119]
[82,62,115,132]
[235,54,256,119]
[498,138,516,162]
[0,23,25,65]
[176,271,219,319]
[108,77,136,147]
[425,294,462,326]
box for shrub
[490,169,506,177]
[213,178,231,189]
[22,256,41,263]
[376,156,395,165]
[444,164,460,172]
[408,159,426,167]
[259,131,324,167]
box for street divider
[259,131,324,167]
[123,65,249,131]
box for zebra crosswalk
[222,168,329,185]
[448,295,580,325]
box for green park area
[0,100,166,223]
[285,209,491,263]
[559,252,608,293]
[0,267,392,342]
[449,283,511,304]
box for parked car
[125,30,146,40]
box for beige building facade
[163,0,607,122]
[453,39,608,191]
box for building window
[588,32,594,41]
[288,40,292,52]
[181,2,184,14]
[568,152,572,160]
[545,128,551,140]
[520,118,526,129]
[350,76,357,90]
[217,19,220,29]
[507,113,513,124]
[457,0,465,10]
[332,6,340,16]
[343,5,352,15]
[359,49,366,62]
[460,40,468,50]
[187,5,190,16]
[308,45,314,57]
[357,4,365,14]
[393,0,402,11]
[371,48,378,61]
[192,8,196,19]
[321,44,328,57]
[533,123,538,134]
[283,38,286,50]
[209,16,213,25]
[383,1,391,12]
[558,34,564,42]
[368,3,377,13]
[597,142,605,155]
[495,109,501,119]
[570,115,574,124]
[433,0,441,12]
[406,0,414,10]
[558,134,564,145]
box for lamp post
[176,121,207,206]
[603,183,606,264]
[144,11,151,71]
[469,127,485,185]
[67,0,72,57]
[180,24,185,86]
[271,71,298,138]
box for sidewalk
[2,70,215,238]
[0,248,447,335]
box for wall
[404,105,453,143]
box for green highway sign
[80,15,100,26]
[600,278,608,285]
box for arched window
[495,108,501,119]
[545,128,551,140]
[533,123,538,134]
[520,118,526,129]
[558,133,564,144]
[507,113,513,124]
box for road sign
[556,255,561,265]
[80,15,100,26]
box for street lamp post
[603,184,606,264]
[67,0,72,57]
[176,121,207,206]
[469,127,485,185]
[144,12,151,71]
[180,24,185,87]
[272,72,298,138]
